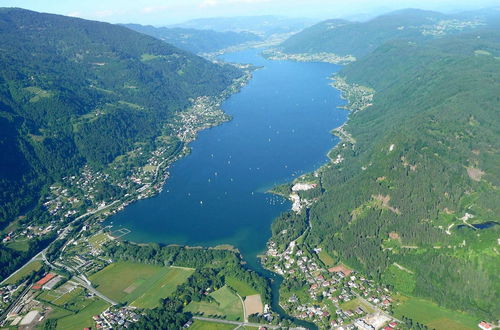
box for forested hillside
[279,8,498,57]
[301,30,500,318]
[123,24,261,54]
[0,8,242,228]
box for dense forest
[299,30,500,318]
[123,24,262,54]
[279,8,500,57]
[0,8,242,229]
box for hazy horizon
[1,0,499,26]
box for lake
[106,48,347,271]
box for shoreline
[1,65,255,285]
[261,55,376,327]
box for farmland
[226,276,258,297]
[393,296,480,330]
[89,262,192,305]
[189,319,235,330]
[185,285,243,321]
[55,298,109,330]
[131,267,194,308]
[4,261,43,284]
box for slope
[279,8,493,57]
[0,8,242,228]
[123,24,261,54]
[300,31,500,318]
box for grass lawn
[6,239,30,252]
[53,287,84,306]
[340,297,374,313]
[393,296,480,330]
[226,276,258,297]
[189,320,235,330]
[185,285,243,321]
[318,250,336,267]
[5,260,43,284]
[56,298,109,330]
[131,267,194,308]
[88,232,110,249]
[90,262,191,305]
[46,306,73,320]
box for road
[0,283,31,326]
[72,276,117,305]
[356,294,402,323]
[1,201,119,285]
[192,316,280,329]
[236,293,247,322]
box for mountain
[122,24,262,54]
[279,8,494,57]
[171,15,317,36]
[286,30,500,318]
[0,8,242,229]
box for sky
[0,0,498,25]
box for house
[478,321,492,330]
[389,321,398,328]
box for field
[244,294,263,315]
[131,267,194,308]
[6,239,30,252]
[393,296,480,330]
[185,285,243,321]
[318,250,336,267]
[90,262,192,305]
[189,320,235,330]
[226,276,258,297]
[88,232,111,249]
[4,260,43,284]
[38,284,83,307]
[56,298,109,330]
[339,297,374,314]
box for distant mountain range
[122,24,262,54]
[170,15,318,36]
[279,8,500,57]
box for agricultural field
[6,239,30,252]
[225,276,258,297]
[189,319,235,330]
[318,250,336,267]
[90,262,192,305]
[38,285,83,307]
[55,298,109,330]
[131,267,194,308]
[185,285,243,321]
[4,260,43,284]
[393,296,480,330]
[244,294,264,315]
[339,297,374,314]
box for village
[262,49,357,65]
[1,67,253,268]
[264,239,400,330]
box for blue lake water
[106,49,347,270]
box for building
[32,273,56,290]
[478,321,492,330]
